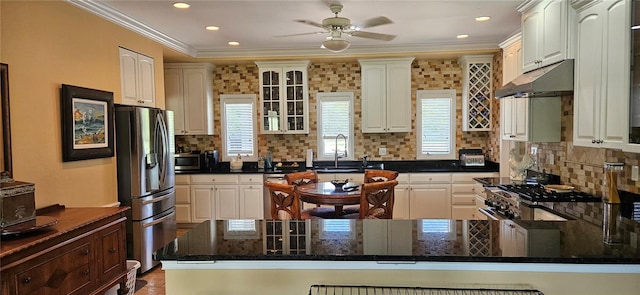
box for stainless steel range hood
[495,59,574,98]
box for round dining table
[296,182,361,215]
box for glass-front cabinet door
[256,61,310,134]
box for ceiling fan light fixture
[322,38,350,53]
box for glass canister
[603,162,623,204]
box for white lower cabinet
[239,174,264,220]
[500,220,560,257]
[409,185,451,219]
[175,175,192,223]
[407,173,451,219]
[451,172,499,220]
[182,174,263,222]
[215,185,241,220]
[191,185,215,223]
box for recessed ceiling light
[205,26,219,31]
[475,16,491,22]
[228,41,240,46]
[457,34,469,39]
[173,2,190,9]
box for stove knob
[484,199,493,206]
[506,211,515,219]
[498,204,509,211]
[511,212,520,219]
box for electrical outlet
[548,153,554,165]
[632,165,639,181]
[379,147,387,156]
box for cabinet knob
[83,269,90,276]
[109,248,116,253]
[22,277,31,284]
[509,135,516,138]
[82,249,90,256]
[592,139,596,143]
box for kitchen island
[156,203,640,295]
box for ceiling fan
[278,3,397,53]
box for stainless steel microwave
[174,153,202,171]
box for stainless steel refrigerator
[115,105,176,274]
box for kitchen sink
[314,163,384,173]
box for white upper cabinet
[359,57,414,133]
[256,60,310,134]
[500,35,523,86]
[520,0,570,73]
[573,0,630,148]
[119,47,155,106]
[501,96,561,142]
[164,63,215,135]
[459,55,493,131]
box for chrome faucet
[334,134,347,168]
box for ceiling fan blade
[274,31,326,38]
[294,19,324,28]
[356,16,393,29]
[349,31,396,41]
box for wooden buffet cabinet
[1,206,130,295]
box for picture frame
[1,63,12,176]
[60,84,114,162]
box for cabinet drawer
[191,174,239,184]
[175,174,191,184]
[239,174,262,184]
[15,241,92,295]
[409,173,451,184]
[451,183,478,194]
[451,172,499,183]
[396,173,409,183]
[452,194,477,205]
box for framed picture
[61,84,114,162]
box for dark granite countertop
[155,202,640,265]
[177,160,499,175]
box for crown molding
[68,0,197,57]
[68,0,501,61]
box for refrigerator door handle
[141,210,176,228]
[156,113,169,186]
[141,191,174,205]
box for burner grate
[497,184,601,203]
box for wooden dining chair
[264,182,320,219]
[284,170,344,218]
[358,180,399,219]
[364,169,399,183]
[284,170,318,186]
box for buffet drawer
[191,174,239,184]
[14,238,93,295]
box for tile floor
[134,228,189,295]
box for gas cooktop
[497,184,601,203]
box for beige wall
[0,1,166,207]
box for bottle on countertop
[265,150,273,170]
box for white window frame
[220,94,258,161]
[416,89,457,160]
[418,220,456,241]
[316,92,355,161]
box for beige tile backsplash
[175,52,640,196]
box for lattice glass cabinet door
[459,55,493,131]
[256,61,310,134]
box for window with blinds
[416,90,456,160]
[316,92,354,160]
[221,94,257,161]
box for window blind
[224,102,254,157]
[420,97,452,155]
[320,100,350,156]
[227,220,257,232]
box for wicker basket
[124,260,141,295]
